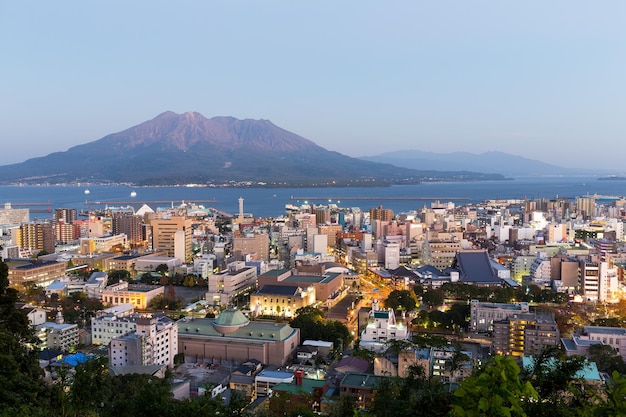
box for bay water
[1,176,626,220]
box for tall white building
[311,234,328,256]
[384,242,400,270]
[109,315,178,368]
[360,300,409,352]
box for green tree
[422,289,444,310]
[450,355,538,417]
[290,307,352,350]
[520,348,593,417]
[588,344,626,374]
[368,364,452,417]
[108,269,131,282]
[595,371,626,417]
[66,356,112,416]
[101,373,174,417]
[384,289,417,312]
[0,259,51,415]
[155,264,169,276]
[327,393,358,417]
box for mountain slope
[0,113,506,185]
[359,150,613,176]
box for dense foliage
[290,306,352,350]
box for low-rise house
[269,370,327,416]
[339,372,384,409]
[334,356,370,375]
[254,369,294,399]
[374,347,431,378]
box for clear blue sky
[2,1,625,170]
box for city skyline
[2,2,625,169]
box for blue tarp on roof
[60,352,91,367]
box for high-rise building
[109,316,178,368]
[576,196,596,220]
[54,208,77,225]
[0,204,29,225]
[113,214,144,245]
[55,220,76,244]
[150,216,192,262]
[370,205,394,222]
[18,222,55,254]
[312,207,331,225]
[233,232,270,261]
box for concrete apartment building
[421,238,463,270]
[37,312,79,352]
[470,299,530,332]
[112,214,144,246]
[579,260,618,302]
[91,303,136,345]
[233,232,270,261]
[0,204,29,225]
[18,222,55,254]
[109,315,178,368]
[54,208,77,225]
[492,312,559,357]
[370,205,394,222]
[206,261,258,306]
[150,216,193,262]
[55,221,76,244]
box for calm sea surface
[1,176,626,219]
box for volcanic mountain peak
[0,111,506,185]
[98,111,317,153]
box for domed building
[212,308,250,335]
[178,308,300,367]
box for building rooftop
[583,326,626,336]
[178,317,298,342]
[283,272,340,285]
[256,369,295,380]
[213,308,250,334]
[112,255,142,261]
[272,378,326,395]
[260,268,291,277]
[11,260,62,270]
[522,356,601,381]
[340,372,383,389]
[472,300,528,310]
[452,250,501,284]
[255,285,303,296]
[124,285,163,293]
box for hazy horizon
[2,2,625,170]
